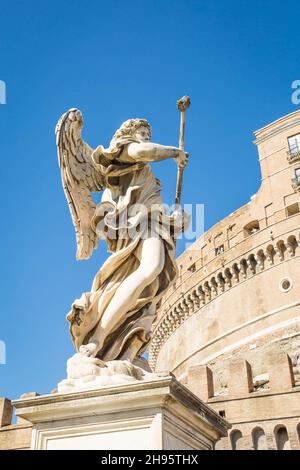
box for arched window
[275,425,291,450]
[244,220,260,237]
[230,429,243,450]
[252,427,267,450]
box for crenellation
[188,365,214,401]
[228,360,253,396]
[268,353,295,391]
[0,398,12,428]
[0,397,32,450]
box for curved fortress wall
[150,110,300,450]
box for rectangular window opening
[215,245,224,256]
[286,203,300,217]
[288,134,300,155]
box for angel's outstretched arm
[126,142,188,168]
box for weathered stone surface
[188,365,214,401]
[0,423,32,450]
[268,353,295,390]
[0,398,12,427]
[13,375,229,450]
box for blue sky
[0,0,299,400]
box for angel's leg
[87,236,165,356]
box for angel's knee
[139,255,164,285]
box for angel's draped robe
[67,146,185,364]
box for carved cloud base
[57,351,160,394]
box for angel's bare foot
[79,343,99,358]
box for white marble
[57,349,163,394]
[56,109,189,374]
[13,375,229,450]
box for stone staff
[175,95,191,206]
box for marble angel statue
[56,108,189,388]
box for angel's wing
[56,108,103,260]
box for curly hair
[110,118,151,146]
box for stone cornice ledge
[253,112,300,145]
[12,374,230,437]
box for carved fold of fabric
[67,163,181,362]
[67,229,177,362]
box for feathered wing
[56,108,104,260]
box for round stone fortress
[149,110,300,450]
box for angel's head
[110,118,151,148]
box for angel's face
[135,126,150,143]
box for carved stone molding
[149,231,300,370]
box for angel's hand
[175,150,188,169]
[172,207,191,235]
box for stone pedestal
[13,375,229,450]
